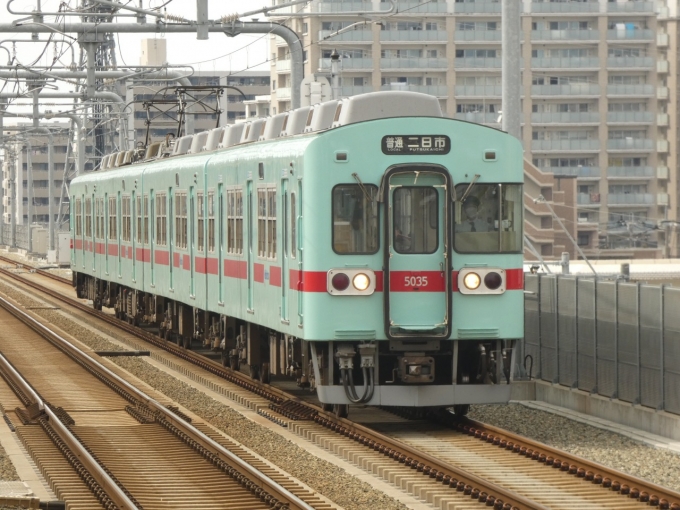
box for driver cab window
[332,184,379,254]
[454,183,522,253]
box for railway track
[2,255,680,509]
[0,289,326,510]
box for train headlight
[463,272,481,290]
[353,273,370,291]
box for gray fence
[0,224,30,250]
[524,274,680,415]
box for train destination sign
[381,135,450,155]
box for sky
[5,0,272,73]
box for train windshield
[332,184,379,254]
[454,183,522,253]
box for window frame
[331,183,380,255]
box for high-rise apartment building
[269,0,675,258]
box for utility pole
[501,0,521,140]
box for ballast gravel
[0,275,679,505]
[469,404,680,492]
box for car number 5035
[405,276,428,287]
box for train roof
[99,91,444,171]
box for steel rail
[0,284,314,510]
[0,350,138,510]
[457,418,680,509]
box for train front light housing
[463,272,481,290]
[353,273,370,291]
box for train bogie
[71,91,524,411]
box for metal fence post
[660,284,666,411]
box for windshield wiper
[352,173,374,203]
[458,174,480,203]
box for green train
[70,91,524,416]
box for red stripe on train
[389,270,446,292]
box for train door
[117,192,122,278]
[281,180,289,322]
[150,190,155,286]
[169,188,174,290]
[247,181,254,311]
[132,191,137,283]
[296,180,303,326]
[384,166,452,339]
[105,193,109,275]
[189,186,195,297]
[218,184,224,303]
[90,195,96,272]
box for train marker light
[353,273,370,291]
[463,272,481,290]
[484,271,503,290]
[331,273,350,291]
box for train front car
[303,97,524,414]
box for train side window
[227,188,243,255]
[175,191,188,249]
[332,184,379,254]
[197,192,205,252]
[75,199,82,236]
[122,195,131,242]
[207,191,215,252]
[85,198,92,237]
[108,197,117,240]
[143,194,149,244]
[156,193,167,246]
[136,195,143,244]
[94,198,102,240]
[290,192,296,258]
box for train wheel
[229,356,239,371]
[333,404,348,419]
[249,365,260,381]
[260,363,270,384]
[183,336,191,350]
[175,334,182,347]
[453,404,470,417]
[220,351,228,367]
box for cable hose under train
[342,367,375,404]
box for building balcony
[607,57,654,69]
[577,193,601,205]
[607,166,654,179]
[531,112,599,124]
[276,87,291,100]
[657,60,669,73]
[394,0,449,12]
[454,30,502,42]
[276,59,291,73]
[542,166,601,178]
[454,57,501,69]
[340,85,374,96]
[531,57,599,69]
[316,1,374,12]
[606,138,653,151]
[606,28,654,41]
[606,84,654,96]
[532,84,600,96]
[530,1,599,13]
[454,2,502,14]
[531,139,600,151]
[380,57,448,69]
[606,1,654,12]
[318,57,374,70]
[577,218,599,230]
[657,33,669,47]
[657,166,669,179]
[453,112,500,124]
[531,29,599,41]
[608,193,655,205]
[380,84,448,96]
[380,30,448,42]
[606,111,654,123]
[454,85,501,97]
[318,30,373,43]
